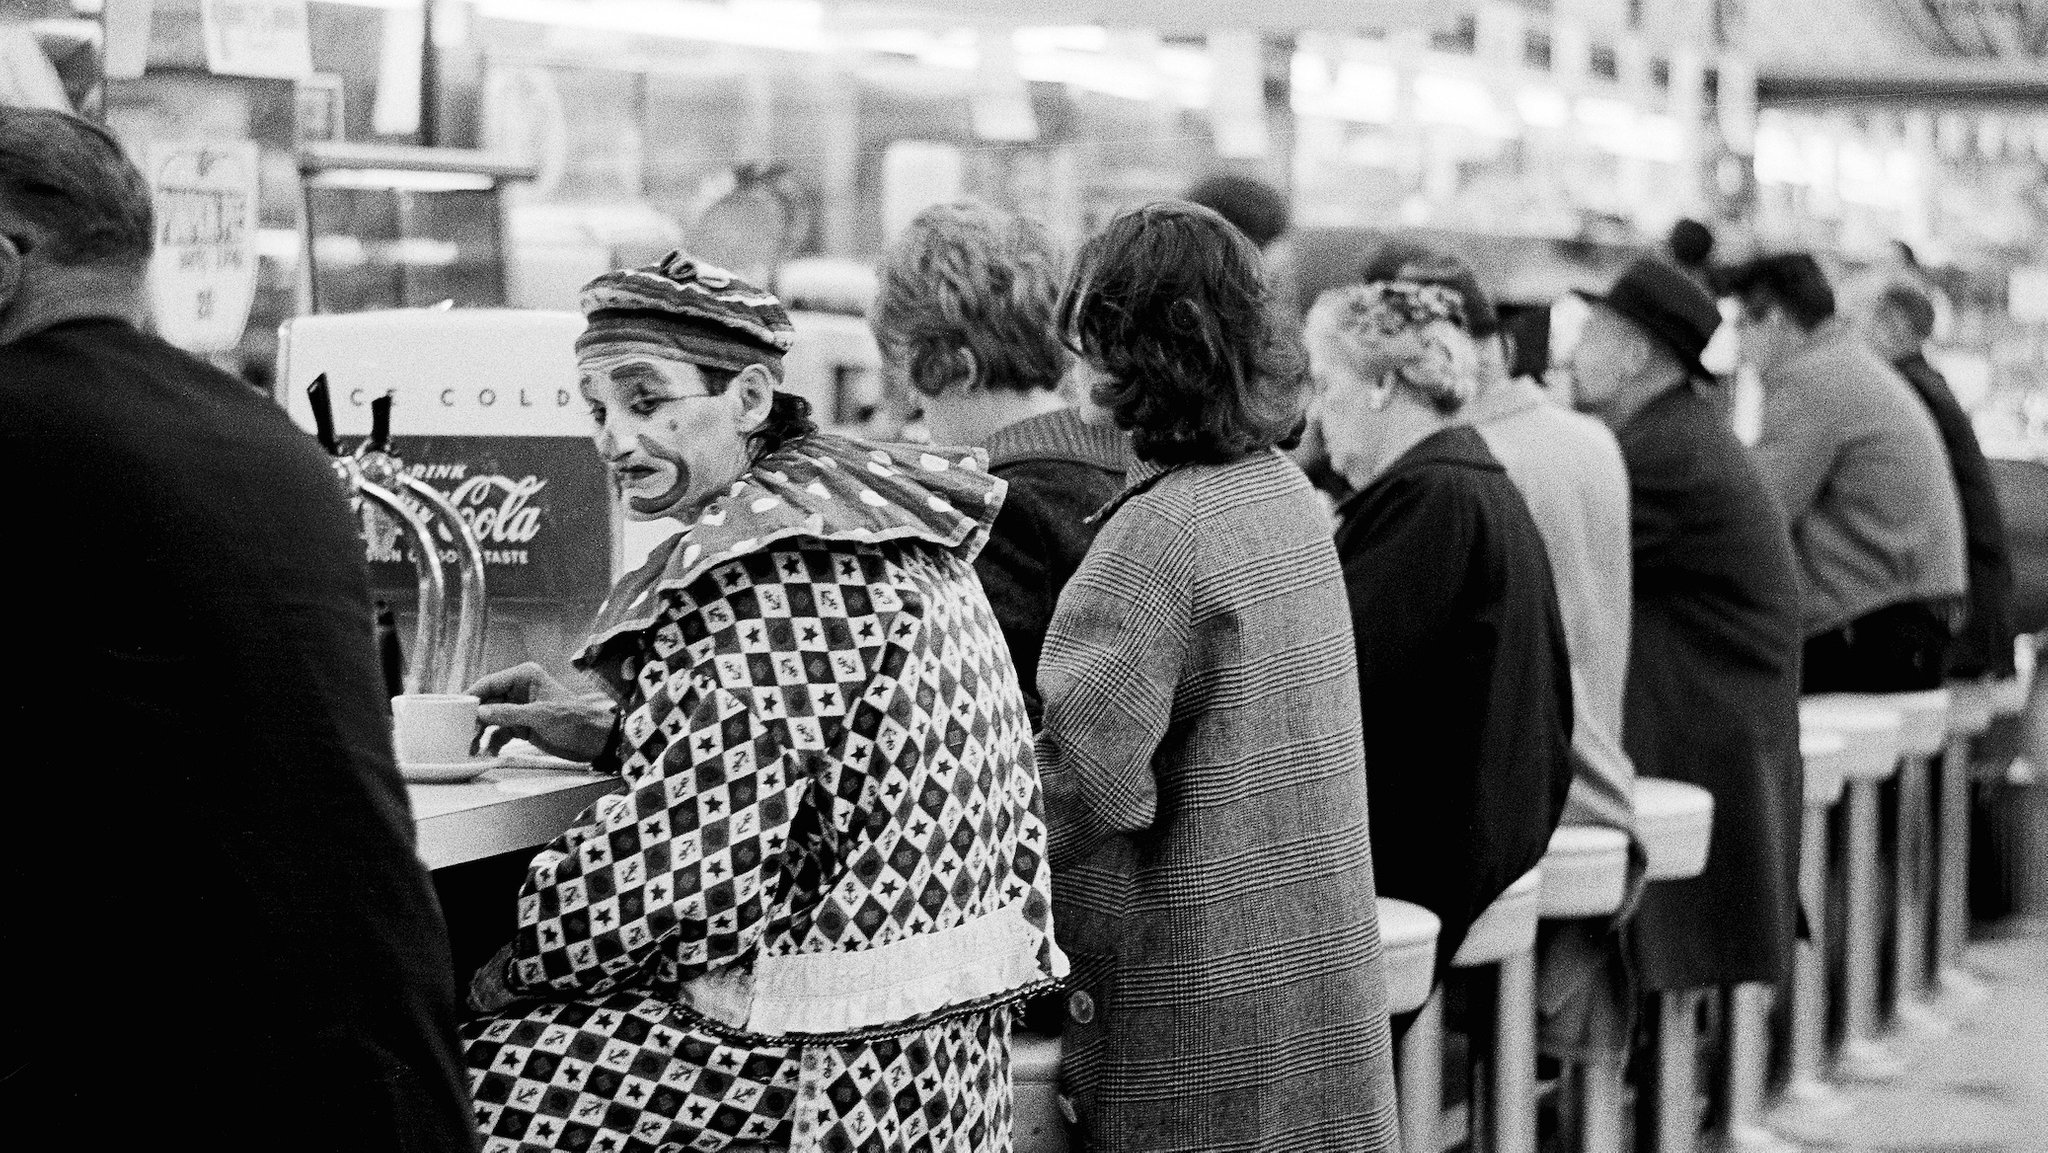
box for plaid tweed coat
[463,434,1067,1153]
[1036,449,1401,1153]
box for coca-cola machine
[276,308,616,684]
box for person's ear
[955,346,979,391]
[731,364,777,431]
[0,235,25,312]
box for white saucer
[401,756,503,784]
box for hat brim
[1572,291,1713,381]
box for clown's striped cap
[577,251,797,364]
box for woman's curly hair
[1057,201,1305,466]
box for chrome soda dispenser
[306,374,490,694]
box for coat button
[1066,990,1096,1025]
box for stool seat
[1800,728,1850,808]
[1376,898,1442,1015]
[1946,677,2027,737]
[1806,689,1950,759]
[1012,1032,1066,1153]
[1634,779,1714,882]
[1799,701,1902,781]
[1538,825,1630,918]
[1452,867,1543,967]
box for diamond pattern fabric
[463,467,1059,1153]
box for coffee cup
[392,693,481,765]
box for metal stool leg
[1840,778,1904,1078]
[1933,737,1981,1005]
[1400,990,1443,1153]
[1786,801,1836,1100]
[1890,753,1938,1033]
[1649,986,1701,1153]
[1578,984,1628,1153]
[1492,949,1537,1153]
[1724,983,1795,1150]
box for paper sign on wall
[200,0,313,81]
[145,141,259,354]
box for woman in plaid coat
[461,253,1066,1153]
[1035,204,1400,1152]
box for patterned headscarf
[576,250,798,374]
[1314,280,1480,410]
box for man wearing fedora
[1725,253,1967,693]
[1563,257,1806,1021]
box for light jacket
[1754,320,1967,636]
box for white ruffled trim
[679,902,1069,1038]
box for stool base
[1836,1037,1909,1083]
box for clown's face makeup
[578,352,753,523]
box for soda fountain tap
[351,389,491,693]
[304,377,463,694]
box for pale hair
[1305,282,1480,415]
[0,107,153,265]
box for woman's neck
[921,388,1067,449]
[1338,401,1452,490]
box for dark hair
[1722,252,1836,331]
[872,201,1066,398]
[1667,218,1715,268]
[1358,240,1500,338]
[0,107,152,265]
[1502,305,1551,380]
[1059,201,1304,466]
[1877,280,1937,342]
[695,363,816,462]
[1183,174,1291,250]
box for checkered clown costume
[463,252,1066,1153]
[464,432,1067,1153]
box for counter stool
[1781,728,1856,1110]
[1932,678,2023,1004]
[1450,867,1545,1153]
[1379,897,1444,1153]
[1797,698,1905,1081]
[1870,690,1951,1032]
[1536,826,1631,1153]
[1633,778,1714,1153]
[1012,1031,1067,1153]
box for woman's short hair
[871,201,1066,399]
[1304,282,1480,416]
[1058,201,1304,466]
[0,107,152,266]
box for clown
[461,251,1064,1153]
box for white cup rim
[394,693,481,704]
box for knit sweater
[978,408,1132,728]
[1753,320,1967,636]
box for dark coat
[0,319,477,1149]
[1334,426,1575,974]
[1896,352,2017,678]
[977,408,1131,728]
[1618,386,1805,991]
[1037,450,1399,1153]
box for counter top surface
[409,764,623,870]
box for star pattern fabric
[466,994,1010,1153]
[463,506,1057,1152]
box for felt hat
[1584,256,1721,379]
